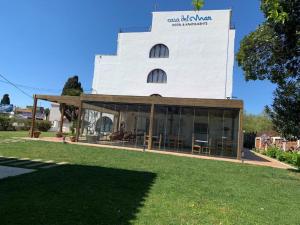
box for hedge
[261,146,300,169]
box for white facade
[92,9,235,99]
[49,103,71,132]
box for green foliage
[265,83,300,139]
[262,0,289,23]
[61,75,83,122]
[192,0,204,10]
[0,94,10,105]
[243,111,274,133]
[266,146,278,158]
[61,75,83,96]
[36,120,52,132]
[237,0,300,138]
[265,146,300,168]
[0,115,11,131]
[1,139,300,224]
[44,108,50,119]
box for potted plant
[56,131,63,138]
[33,131,41,138]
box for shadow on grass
[0,165,156,225]
[287,168,300,173]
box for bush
[36,120,51,132]
[265,146,300,169]
[276,151,286,162]
[0,116,14,131]
[266,147,278,158]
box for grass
[0,132,299,225]
[0,130,56,139]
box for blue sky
[0,0,276,114]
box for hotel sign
[167,14,212,27]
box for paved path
[0,156,69,175]
[0,166,34,179]
[25,137,296,170]
[242,149,295,169]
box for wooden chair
[201,139,211,155]
[192,135,211,155]
[192,134,201,154]
[168,135,184,149]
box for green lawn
[0,130,56,139]
[0,132,299,225]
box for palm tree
[192,0,205,11]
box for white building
[49,103,71,132]
[92,9,235,99]
[35,9,243,159]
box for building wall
[49,103,70,132]
[92,9,235,99]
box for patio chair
[192,134,201,154]
[201,138,211,155]
[168,135,184,149]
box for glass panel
[223,110,239,157]
[208,109,224,156]
[193,108,209,154]
[178,107,194,152]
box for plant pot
[56,132,63,138]
[70,136,76,142]
[87,135,98,143]
[33,131,41,138]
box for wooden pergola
[31,94,244,159]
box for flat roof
[36,94,243,109]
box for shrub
[0,116,12,131]
[36,120,52,132]
[284,152,295,165]
[276,151,286,162]
[266,147,278,158]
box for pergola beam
[80,94,243,109]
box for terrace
[31,94,243,159]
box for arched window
[147,69,167,83]
[96,116,113,133]
[149,44,169,58]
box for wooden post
[30,95,38,138]
[76,101,83,142]
[59,104,65,133]
[237,109,243,160]
[148,104,155,150]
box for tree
[192,0,204,11]
[265,82,300,139]
[237,0,300,138]
[61,76,83,121]
[1,94,10,105]
[243,111,275,134]
[44,108,50,121]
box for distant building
[14,106,45,120]
[0,104,14,113]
